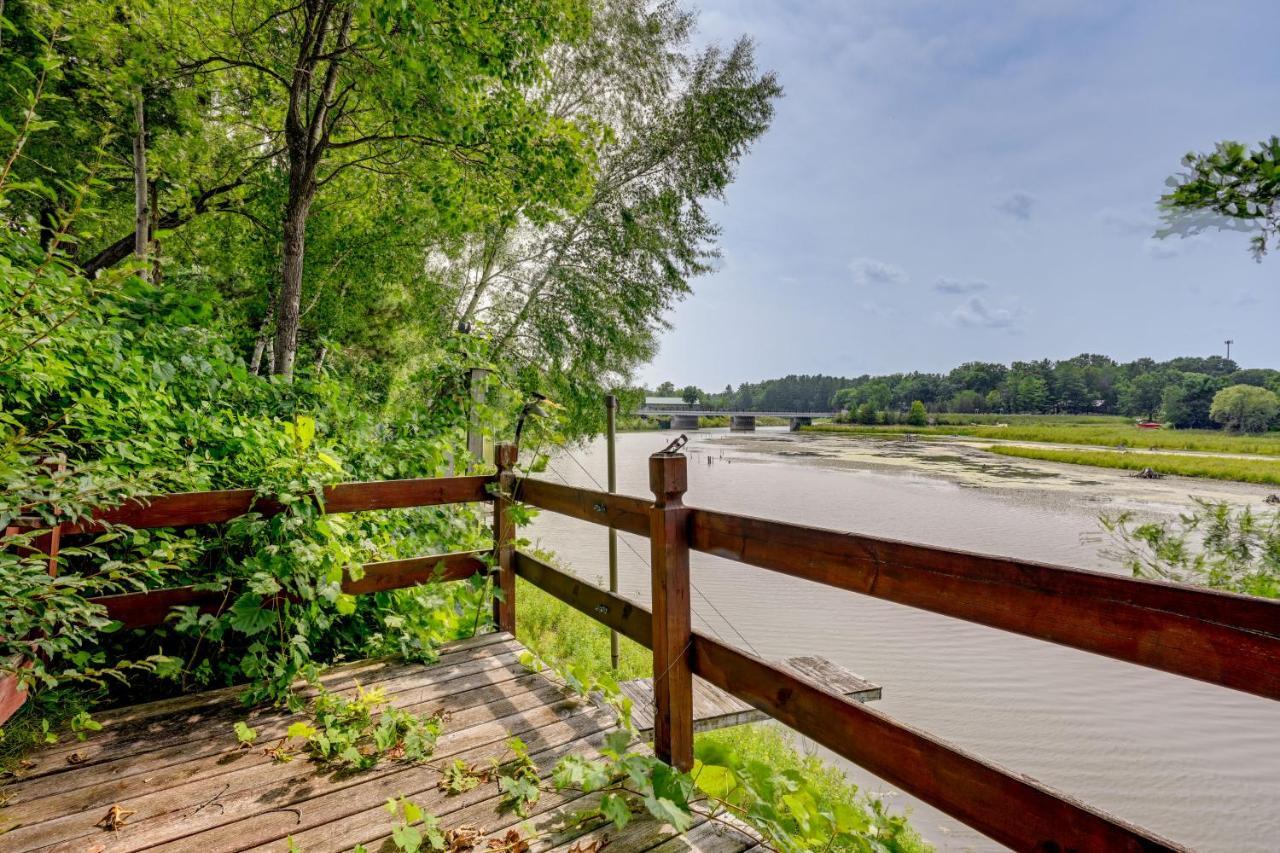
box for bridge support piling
[789,417,812,432]
[729,415,756,432]
[670,414,700,431]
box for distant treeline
[648,354,1280,428]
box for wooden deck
[0,633,759,853]
[621,657,880,736]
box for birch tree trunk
[132,91,150,281]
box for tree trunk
[132,91,150,280]
[273,189,312,378]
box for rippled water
[528,428,1280,851]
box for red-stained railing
[6,442,1279,850]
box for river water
[527,428,1280,851]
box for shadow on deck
[0,633,758,853]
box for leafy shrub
[1101,499,1280,598]
[1210,384,1280,433]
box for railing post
[648,449,693,771]
[492,442,518,634]
[606,394,620,670]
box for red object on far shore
[1137,421,1162,429]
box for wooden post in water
[606,394,620,670]
[492,442,518,633]
[648,449,693,770]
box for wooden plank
[516,477,650,537]
[3,649,535,814]
[691,633,1183,852]
[12,634,521,782]
[621,656,880,736]
[647,816,759,853]
[511,555,1185,850]
[90,549,488,629]
[6,674,603,850]
[242,735,620,853]
[60,475,494,534]
[688,507,1280,702]
[48,701,612,852]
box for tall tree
[166,0,597,376]
[448,0,780,422]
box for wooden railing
[6,442,1279,850]
[510,444,1280,852]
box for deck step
[619,655,880,736]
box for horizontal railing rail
[512,550,1180,851]
[53,475,494,534]
[515,475,1280,702]
[2,472,503,725]
[513,451,1280,850]
[93,550,490,629]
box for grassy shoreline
[805,421,1280,457]
[985,445,1280,486]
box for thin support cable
[556,448,763,657]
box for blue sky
[639,1,1279,390]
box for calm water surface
[528,428,1280,851]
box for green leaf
[233,721,258,744]
[287,722,318,739]
[599,792,632,830]
[643,795,693,833]
[693,763,737,800]
[229,593,274,637]
[335,593,357,616]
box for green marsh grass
[986,445,1280,485]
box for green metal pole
[606,394,620,670]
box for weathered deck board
[620,656,880,736]
[0,633,761,853]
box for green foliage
[906,400,927,427]
[283,683,444,771]
[1210,385,1280,433]
[385,796,445,853]
[513,597,927,851]
[1102,500,1280,599]
[1161,136,1280,260]
[1162,372,1222,429]
[696,726,928,853]
[497,736,543,816]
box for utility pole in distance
[1225,339,1234,361]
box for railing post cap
[649,452,687,501]
[495,442,518,469]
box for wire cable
[555,446,763,657]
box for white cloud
[946,296,1020,329]
[995,191,1036,221]
[849,257,908,287]
[933,277,989,295]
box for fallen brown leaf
[96,804,137,833]
[486,828,530,853]
[444,823,485,851]
[66,752,87,765]
[568,838,609,853]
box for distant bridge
[634,406,840,432]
